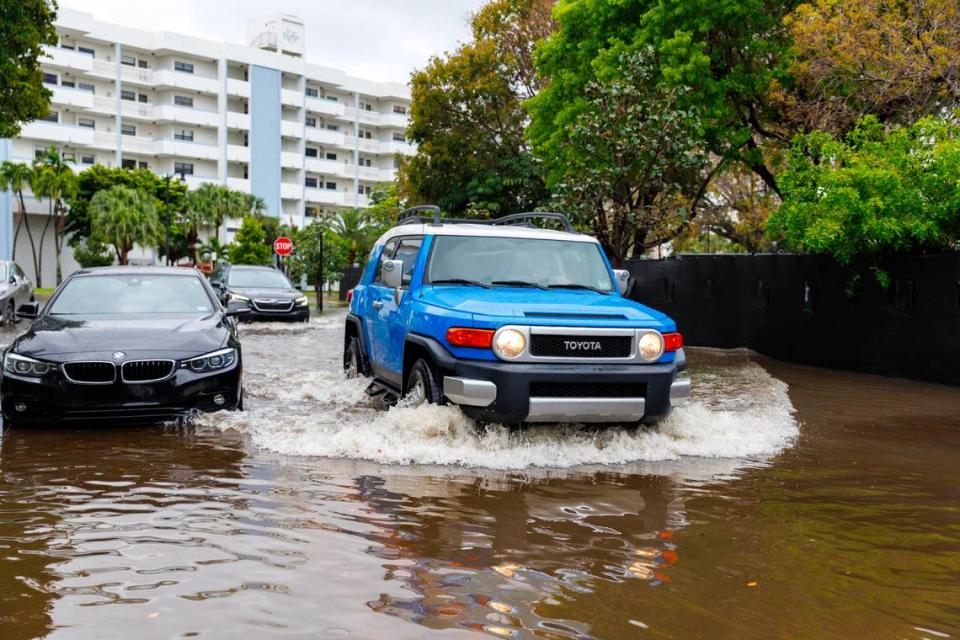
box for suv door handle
[372,300,384,309]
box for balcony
[304,127,345,146]
[184,174,220,190]
[380,113,409,129]
[305,157,348,177]
[153,104,219,128]
[281,89,301,106]
[280,182,302,200]
[280,120,304,138]
[305,97,345,118]
[226,78,249,98]
[345,107,381,126]
[381,140,416,156]
[355,165,393,182]
[343,136,381,154]
[304,187,345,206]
[226,112,250,130]
[227,145,250,162]
[226,177,250,192]
[152,138,219,161]
[281,151,302,169]
[120,65,153,86]
[119,134,155,156]
[50,86,94,110]
[20,121,95,146]
[44,47,95,73]
[120,100,153,121]
[90,60,117,79]
[93,130,118,150]
[153,69,219,94]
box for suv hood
[420,286,672,328]
[229,287,301,300]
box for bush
[73,239,115,268]
[226,215,272,265]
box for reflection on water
[0,314,957,639]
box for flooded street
[1,311,958,639]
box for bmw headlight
[493,328,526,360]
[295,295,309,307]
[4,353,54,377]
[637,332,665,362]
[181,348,237,373]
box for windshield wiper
[546,283,609,294]
[491,280,547,290]
[430,278,492,289]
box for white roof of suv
[375,222,598,247]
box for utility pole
[163,175,171,265]
[316,212,324,313]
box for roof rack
[394,205,576,233]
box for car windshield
[48,274,214,315]
[426,236,614,291]
[228,268,291,289]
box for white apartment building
[0,8,414,283]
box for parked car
[1,266,246,427]
[344,206,690,425]
[210,263,310,322]
[0,261,34,326]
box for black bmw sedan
[1,266,245,426]
[210,263,310,322]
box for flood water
[0,312,958,639]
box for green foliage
[0,0,58,138]
[72,239,115,268]
[226,215,272,265]
[767,115,960,265]
[32,146,77,285]
[89,185,162,265]
[0,160,40,273]
[330,208,377,266]
[398,0,552,215]
[286,222,348,289]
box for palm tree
[89,185,161,265]
[32,147,76,284]
[329,208,371,266]
[0,161,39,280]
[185,184,256,263]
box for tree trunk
[17,192,39,281]
[54,200,64,285]
[36,200,54,288]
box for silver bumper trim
[670,377,691,405]
[526,397,645,423]
[443,376,497,407]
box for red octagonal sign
[273,236,293,256]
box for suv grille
[252,299,293,312]
[122,360,175,383]
[530,382,646,398]
[529,334,632,358]
[63,362,116,384]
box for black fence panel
[338,267,363,301]
[628,253,960,385]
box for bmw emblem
[112,352,126,361]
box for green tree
[71,239,115,268]
[31,147,76,285]
[527,0,795,197]
[186,183,252,255]
[0,0,58,138]
[398,0,553,215]
[89,185,162,265]
[330,208,375,266]
[287,221,348,293]
[0,161,39,276]
[767,115,960,270]
[551,49,714,266]
[226,215,272,265]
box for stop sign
[273,236,293,256]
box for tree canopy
[0,0,58,138]
[89,185,161,265]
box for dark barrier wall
[628,253,960,385]
[339,266,363,301]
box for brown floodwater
[0,312,957,640]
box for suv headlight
[230,294,250,302]
[638,332,664,362]
[493,328,526,360]
[295,295,309,307]
[181,348,237,373]
[4,353,55,377]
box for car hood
[419,286,672,328]
[12,313,231,360]
[229,287,301,300]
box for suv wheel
[405,358,443,406]
[343,337,365,378]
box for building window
[80,152,95,164]
[121,54,136,66]
[62,151,75,162]
[60,43,75,50]
[138,59,148,69]
[392,132,406,142]
[305,87,318,98]
[393,105,407,114]
[325,152,337,161]
[42,73,57,85]
[121,89,136,101]
[139,161,149,169]
[174,161,194,175]
[326,124,339,131]
[138,93,148,103]
[361,158,371,167]
[305,206,318,217]
[34,147,47,159]
[78,82,95,93]
[326,96,338,102]
[325,182,336,190]
[304,176,318,188]
[61,80,75,88]
[78,118,95,129]
[42,111,59,123]
[174,95,193,108]
[78,46,95,57]
[122,158,137,169]
[305,116,316,128]
[174,61,194,73]
[174,128,194,141]
[121,123,136,136]
[305,147,318,158]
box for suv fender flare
[402,333,458,394]
[345,313,369,361]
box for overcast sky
[59,0,486,83]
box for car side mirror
[382,259,403,289]
[16,302,39,319]
[613,269,631,296]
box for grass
[33,288,55,296]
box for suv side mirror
[382,259,403,289]
[16,302,39,319]
[613,269,632,295]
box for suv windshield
[228,268,292,289]
[49,275,214,315]
[427,236,614,291]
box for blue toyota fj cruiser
[344,206,690,424]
